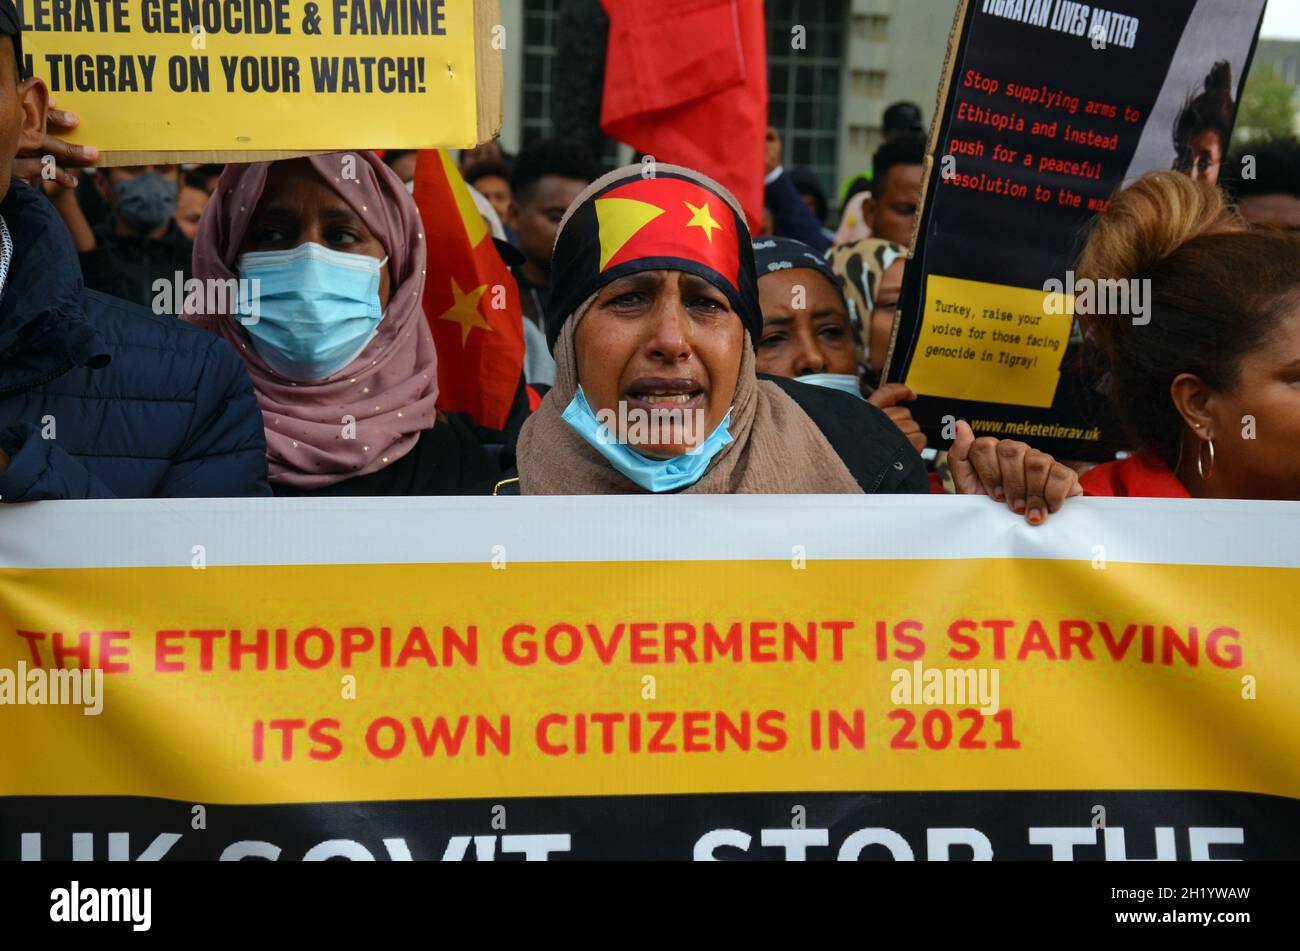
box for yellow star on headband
[684,199,722,243]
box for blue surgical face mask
[235,243,387,382]
[798,373,865,400]
[561,387,734,493]
[114,172,177,232]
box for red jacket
[1081,455,1190,498]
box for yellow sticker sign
[903,274,1074,408]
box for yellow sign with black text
[16,0,501,156]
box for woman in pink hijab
[185,152,499,495]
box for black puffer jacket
[0,182,269,501]
[766,375,928,493]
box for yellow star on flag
[439,277,492,345]
[684,199,722,243]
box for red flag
[413,150,525,431]
[599,0,767,233]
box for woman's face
[1184,130,1223,185]
[238,159,392,308]
[1197,307,1300,500]
[575,269,744,459]
[756,268,858,378]
[174,185,209,241]
[869,258,905,375]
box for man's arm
[48,183,96,251]
[0,423,120,501]
[157,335,271,498]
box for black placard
[886,0,1267,459]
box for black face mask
[114,173,177,232]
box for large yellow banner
[1,496,1297,860]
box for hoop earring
[1196,437,1216,481]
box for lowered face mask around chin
[562,386,734,493]
[235,242,388,383]
[797,372,865,400]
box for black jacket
[0,182,269,501]
[767,375,928,493]
[495,375,928,494]
[80,219,193,311]
[272,413,500,497]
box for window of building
[520,0,621,166]
[768,0,849,213]
[521,0,562,147]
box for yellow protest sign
[16,0,502,161]
[2,496,1298,860]
[903,274,1073,408]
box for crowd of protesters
[1,8,1298,512]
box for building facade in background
[829,0,957,195]
[496,3,1300,213]
[1257,39,1300,87]
[498,0,956,212]
[1253,39,1300,131]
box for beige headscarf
[516,307,862,495]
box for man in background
[1227,136,1300,233]
[47,162,192,310]
[764,127,835,251]
[507,137,599,386]
[863,132,925,246]
[882,101,924,141]
[0,3,267,500]
[465,159,514,225]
